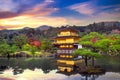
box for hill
[0,21,120,42]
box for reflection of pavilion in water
[0,58,119,80]
[53,28,83,72]
[57,71,104,80]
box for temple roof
[58,28,79,33]
[53,36,80,39]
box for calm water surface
[0,56,120,80]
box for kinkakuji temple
[53,28,83,72]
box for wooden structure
[53,28,83,72]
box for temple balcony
[58,33,78,37]
[53,41,78,44]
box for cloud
[0,14,85,30]
[0,25,15,30]
[67,0,120,25]
[0,15,68,29]
[92,4,120,20]
[45,0,54,3]
[96,12,120,21]
[68,1,120,17]
[0,26,6,30]
[0,11,19,19]
[0,0,85,30]
[0,0,19,12]
[68,1,96,16]
[0,0,29,19]
[0,0,93,29]
[21,2,58,17]
[0,0,61,30]
[0,0,57,19]
[64,17,83,25]
[68,0,120,25]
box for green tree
[93,39,113,54]
[106,34,120,55]
[89,52,101,67]
[50,47,58,54]
[74,48,101,67]
[40,38,52,52]
[109,37,120,55]
[10,45,18,54]
[109,44,120,55]
[22,44,31,51]
[12,34,27,49]
[80,32,103,41]
[79,32,104,49]
[0,38,6,44]
[30,46,37,57]
[22,44,37,57]
[74,48,91,66]
[0,44,18,58]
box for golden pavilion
[53,28,83,72]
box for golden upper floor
[58,29,78,37]
[52,29,80,44]
[53,37,79,44]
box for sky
[0,0,120,30]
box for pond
[0,56,120,80]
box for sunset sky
[0,0,120,30]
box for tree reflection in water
[0,58,57,75]
[0,65,8,74]
[56,71,105,80]
[0,57,120,80]
[13,66,24,75]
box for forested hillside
[0,21,120,43]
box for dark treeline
[0,21,120,41]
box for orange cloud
[0,15,68,30]
[0,0,60,30]
[0,0,96,30]
[0,0,66,30]
[21,1,58,17]
[0,1,84,30]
